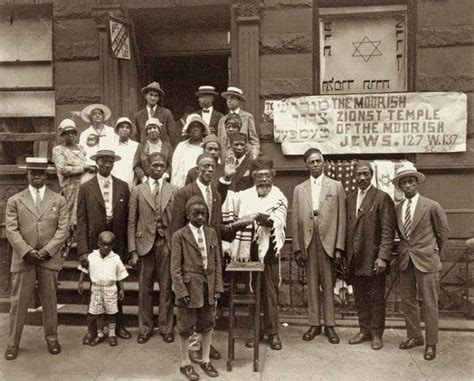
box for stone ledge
[53,0,95,19]
[55,42,99,61]
[262,0,312,9]
[260,77,313,97]
[418,25,474,48]
[416,75,474,92]
[260,33,312,54]
[56,84,101,105]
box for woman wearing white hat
[78,104,116,165]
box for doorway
[152,54,229,121]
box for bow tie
[202,109,210,113]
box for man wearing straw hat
[134,81,176,144]
[217,86,260,160]
[194,85,223,135]
[77,148,132,343]
[112,117,139,188]
[392,165,449,361]
[4,158,68,360]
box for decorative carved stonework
[91,4,123,29]
[235,2,261,19]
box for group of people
[4,81,449,380]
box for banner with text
[272,92,467,155]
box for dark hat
[251,155,274,172]
[201,134,221,148]
[141,81,165,97]
[195,85,219,97]
[196,152,216,165]
[19,157,55,172]
[221,86,246,102]
[186,195,208,211]
[229,132,248,143]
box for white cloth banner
[272,92,467,155]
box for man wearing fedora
[77,149,132,342]
[134,81,176,145]
[393,165,449,361]
[217,86,260,160]
[194,86,223,135]
[112,117,139,188]
[5,158,68,360]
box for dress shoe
[161,333,175,343]
[116,327,132,339]
[269,334,282,350]
[210,345,221,360]
[371,336,383,350]
[200,362,219,377]
[180,364,200,380]
[47,340,61,355]
[189,349,202,364]
[82,332,96,346]
[108,336,118,347]
[303,326,322,341]
[137,332,152,344]
[399,337,424,350]
[89,336,105,346]
[324,327,340,344]
[424,345,436,361]
[348,332,371,345]
[4,346,19,361]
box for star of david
[352,36,382,62]
[378,174,391,187]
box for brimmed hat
[222,86,246,102]
[81,104,112,123]
[142,81,165,97]
[90,149,121,162]
[58,119,77,135]
[251,155,273,172]
[19,157,55,172]
[195,85,219,97]
[392,165,425,186]
[114,117,135,132]
[183,114,211,136]
[145,117,163,130]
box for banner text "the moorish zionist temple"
[271,92,467,155]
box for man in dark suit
[4,158,68,360]
[128,152,178,344]
[194,86,223,135]
[226,132,253,191]
[134,81,176,145]
[393,165,449,361]
[345,161,396,350]
[77,149,132,343]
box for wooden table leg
[254,272,261,372]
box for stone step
[59,260,139,282]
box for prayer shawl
[223,186,287,262]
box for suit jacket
[196,109,223,135]
[171,225,224,308]
[6,188,68,273]
[128,180,178,255]
[134,106,176,145]
[133,140,173,179]
[217,110,260,160]
[229,154,253,192]
[292,175,346,259]
[77,176,130,257]
[345,186,396,276]
[395,195,449,273]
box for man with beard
[292,148,345,345]
[345,161,396,350]
[194,86,223,135]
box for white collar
[358,184,372,195]
[310,174,323,185]
[148,176,163,187]
[97,173,112,183]
[197,178,211,190]
[189,223,203,234]
[202,106,213,112]
[405,193,420,205]
[235,153,247,165]
[28,185,46,198]
[231,108,240,114]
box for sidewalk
[0,313,472,381]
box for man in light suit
[77,149,132,343]
[5,158,68,360]
[134,81,176,145]
[128,152,178,344]
[345,161,396,350]
[292,148,346,344]
[217,86,260,160]
[194,86,223,135]
[393,165,449,361]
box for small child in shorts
[78,231,128,346]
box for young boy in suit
[78,231,128,347]
[171,196,223,380]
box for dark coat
[134,106,176,145]
[171,225,224,308]
[228,154,253,192]
[195,109,223,135]
[345,186,396,276]
[77,176,130,258]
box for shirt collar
[358,184,372,195]
[197,178,211,190]
[405,193,420,205]
[310,174,323,185]
[148,176,162,187]
[203,106,213,112]
[189,223,203,234]
[231,108,240,115]
[97,173,112,184]
[29,185,46,197]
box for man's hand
[24,250,43,265]
[334,249,343,266]
[78,282,84,295]
[38,249,51,261]
[374,258,387,275]
[128,251,139,268]
[214,292,221,301]
[79,253,89,269]
[224,162,237,181]
[294,250,306,268]
[118,288,125,301]
[179,296,191,305]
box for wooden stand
[225,261,264,372]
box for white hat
[90,149,121,162]
[58,119,77,135]
[392,165,425,186]
[19,157,55,171]
[114,117,135,132]
[81,104,112,123]
[183,114,211,136]
[221,86,246,102]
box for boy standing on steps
[78,231,128,347]
[171,196,223,380]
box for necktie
[356,190,365,217]
[235,158,239,167]
[153,180,160,209]
[205,186,212,221]
[35,189,42,210]
[196,228,208,269]
[103,179,111,217]
[149,107,155,118]
[404,198,412,239]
